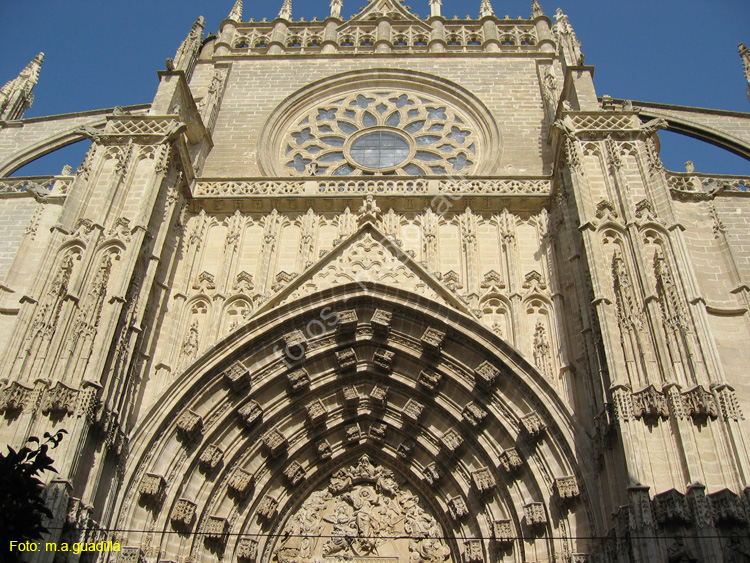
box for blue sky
[1,0,749,176]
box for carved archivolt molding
[113,288,592,563]
[259,70,501,177]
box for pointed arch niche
[112,284,597,563]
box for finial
[531,0,544,17]
[330,0,343,18]
[278,0,293,20]
[740,43,750,101]
[480,0,494,17]
[169,17,204,81]
[429,0,442,17]
[0,52,44,121]
[228,0,243,22]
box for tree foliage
[0,430,67,562]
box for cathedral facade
[1,1,750,562]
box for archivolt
[113,283,598,563]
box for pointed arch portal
[113,284,597,563]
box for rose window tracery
[282,90,480,176]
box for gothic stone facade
[1,1,750,562]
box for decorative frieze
[343,385,359,406]
[463,539,483,563]
[337,309,358,334]
[0,381,33,413]
[316,439,333,460]
[205,516,228,542]
[369,422,387,442]
[371,309,392,336]
[441,428,464,456]
[397,439,416,459]
[222,361,250,391]
[653,489,691,525]
[370,385,388,408]
[237,538,259,563]
[682,386,719,422]
[42,381,79,416]
[421,327,446,354]
[421,462,441,485]
[498,448,523,473]
[632,385,668,423]
[462,402,488,428]
[336,348,357,371]
[139,473,166,504]
[228,469,255,498]
[238,400,263,427]
[418,369,442,392]
[709,489,746,524]
[520,411,546,439]
[176,409,203,440]
[287,368,311,393]
[493,520,514,545]
[474,361,501,389]
[373,348,395,372]
[403,399,425,423]
[283,461,306,486]
[554,476,580,502]
[471,467,496,495]
[257,495,278,520]
[523,502,547,528]
[448,496,469,520]
[171,498,197,529]
[199,444,224,471]
[306,399,327,424]
[343,424,360,443]
[262,429,287,457]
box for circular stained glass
[348,130,411,170]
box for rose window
[282,90,480,176]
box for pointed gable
[253,221,474,317]
[347,0,423,23]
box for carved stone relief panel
[271,455,451,563]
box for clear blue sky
[1,0,749,176]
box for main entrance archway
[112,284,597,563]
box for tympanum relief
[272,455,451,563]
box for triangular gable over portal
[345,0,426,25]
[253,220,474,317]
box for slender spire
[278,0,293,20]
[554,8,584,65]
[531,0,544,17]
[0,52,44,121]
[429,0,442,17]
[479,0,494,17]
[330,0,343,18]
[740,43,750,102]
[228,0,243,22]
[168,17,204,81]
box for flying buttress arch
[112,283,599,563]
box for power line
[42,528,743,542]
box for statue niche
[273,455,451,563]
